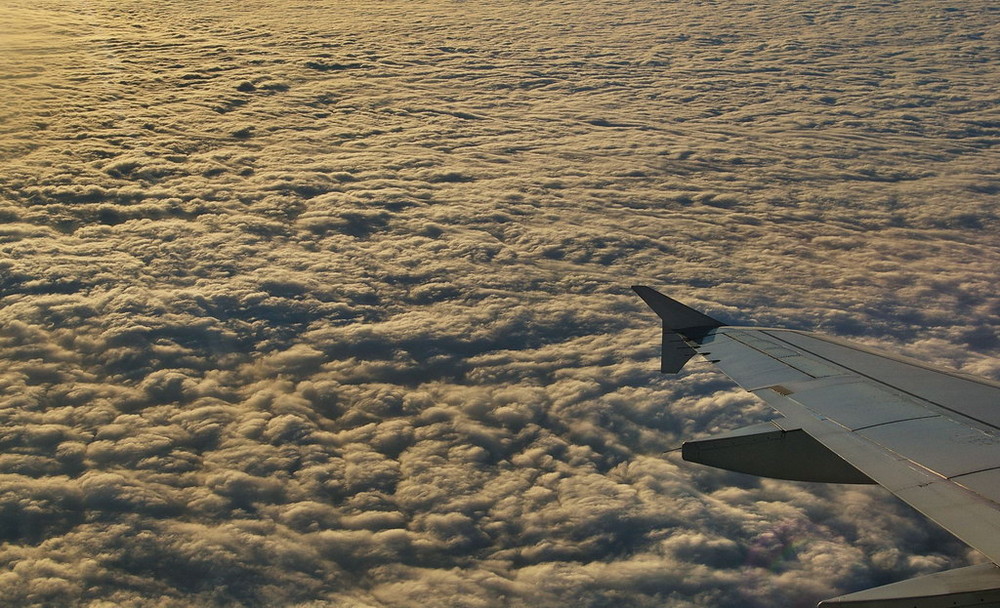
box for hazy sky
[1,0,999,606]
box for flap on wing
[682,419,873,484]
[819,563,1000,607]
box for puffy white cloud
[0,0,996,605]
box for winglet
[632,286,725,374]
[631,286,724,341]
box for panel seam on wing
[761,330,1000,433]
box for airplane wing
[633,285,1000,607]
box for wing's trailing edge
[632,285,1000,608]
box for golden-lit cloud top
[0,0,997,605]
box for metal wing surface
[633,286,1000,607]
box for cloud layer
[0,0,998,605]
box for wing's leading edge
[633,285,1000,607]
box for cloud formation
[0,0,997,605]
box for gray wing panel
[955,469,1000,504]
[700,332,813,390]
[857,417,1000,479]
[788,379,934,430]
[767,330,1000,431]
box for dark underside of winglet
[631,286,725,373]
